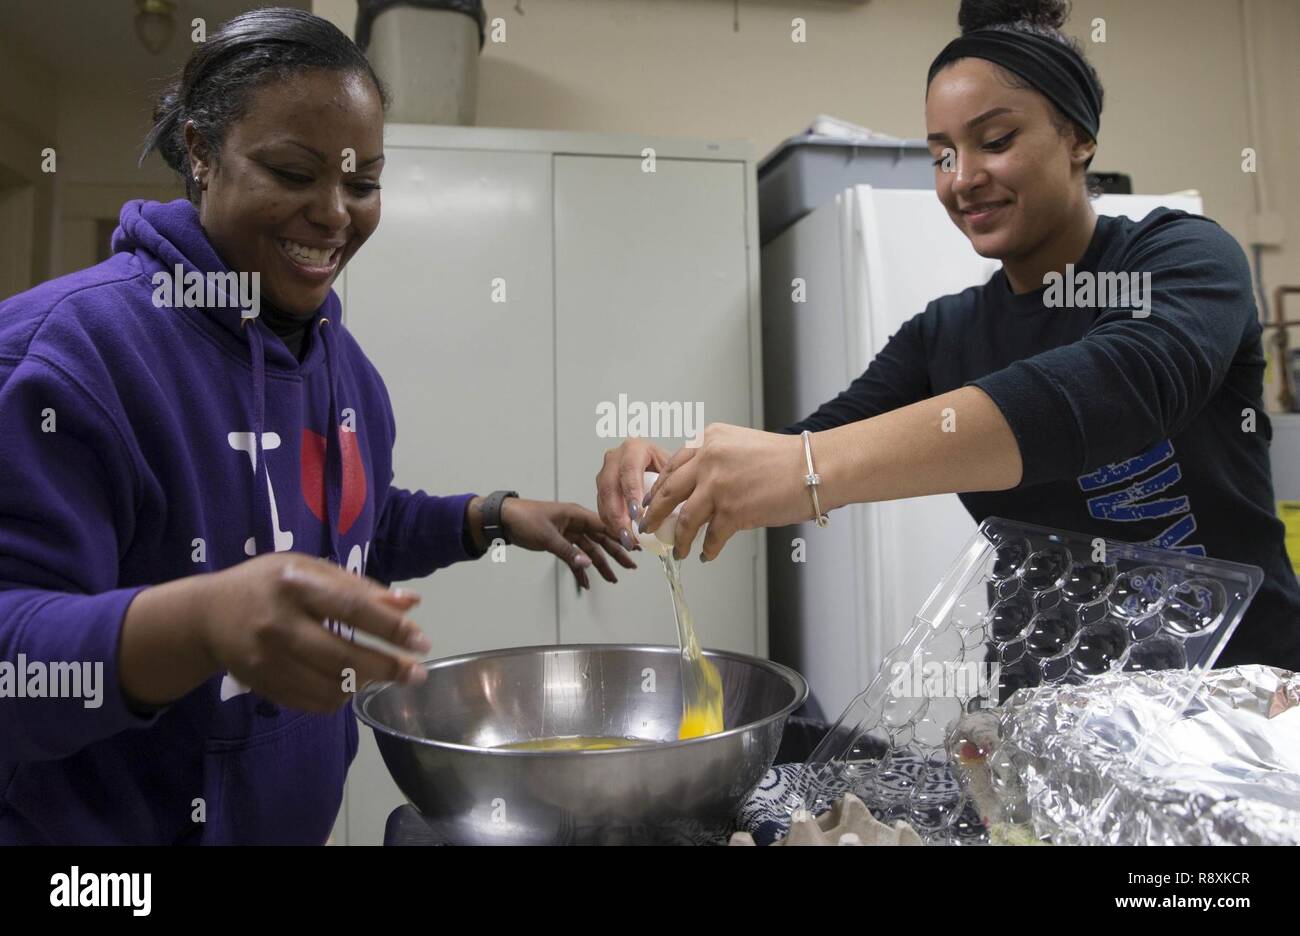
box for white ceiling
[0,0,312,88]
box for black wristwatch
[480,490,519,546]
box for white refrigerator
[761,185,1204,720]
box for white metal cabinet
[344,146,559,657]
[553,154,764,654]
[334,126,763,844]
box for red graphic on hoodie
[301,427,367,535]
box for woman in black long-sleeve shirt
[596,0,1300,671]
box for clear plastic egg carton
[799,517,1263,844]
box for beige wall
[0,40,59,292]
[318,0,1300,407]
[52,84,180,276]
[0,27,180,287]
[6,1,1297,397]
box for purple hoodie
[0,198,476,844]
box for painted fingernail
[628,500,640,522]
[619,529,634,551]
[575,552,592,568]
[404,664,427,685]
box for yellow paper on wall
[1278,501,1300,575]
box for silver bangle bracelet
[801,430,829,528]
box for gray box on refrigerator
[757,136,934,244]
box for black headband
[927,28,1101,141]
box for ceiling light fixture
[135,0,177,55]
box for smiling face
[186,68,385,317]
[925,57,1094,265]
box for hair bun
[958,0,1071,34]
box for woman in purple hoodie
[0,8,630,844]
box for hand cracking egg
[634,471,680,557]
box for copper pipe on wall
[1265,285,1300,411]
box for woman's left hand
[500,498,637,589]
[638,424,812,562]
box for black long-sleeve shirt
[786,208,1300,671]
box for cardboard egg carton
[730,793,924,846]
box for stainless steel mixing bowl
[354,643,808,845]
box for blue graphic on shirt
[1077,440,1174,491]
[1078,440,1205,555]
[1085,463,1188,521]
[1147,514,1201,551]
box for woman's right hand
[120,552,431,716]
[596,437,673,547]
[195,553,430,713]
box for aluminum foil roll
[994,665,1300,845]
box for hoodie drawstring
[243,319,275,558]
[318,319,343,567]
[242,316,342,566]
